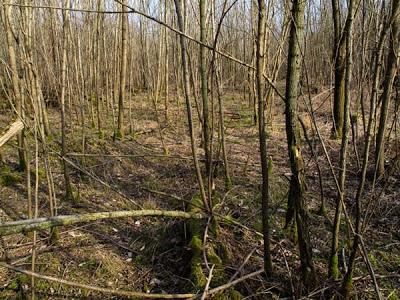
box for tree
[331,0,346,138]
[199,0,211,175]
[342,0,399,297]
[174,0,209,211]
[375,0,400,177]
[115,0,128,140]
[284,0,316,289]
[1,4,26,171]
[255,0,273,276]
[60,0,74,201]
[329,0,357,279]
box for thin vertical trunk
[164,1,169,122]
[174,0,209,212]
[2,4,26,171]
[95,0,103,138]
[200,0,211,175]
[342,0,397,297]
[284,0,316,289]
[332,0,346,138]
[329,0,356,280]
[375,0,399,176]
[60,0,74,201]
[256,0,273,276]
[115,0,128,140]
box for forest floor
[0,88,399,299]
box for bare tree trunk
[1,4,26,171]
[200,0,211,175]
[255,0,273,276]
[174,0,209,211]
[164,1,169,122]
[342,0,397,297]
[331,0,346,138]
[284,0,316,289]
[115,0,128,140]
[329,0,357,279]
[375,0,399,176]
[60,0,74,201]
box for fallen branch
[0,262,194,299]
[194,269,265,299]
[0,209,205,236]
[0,119,23,148]
[0,263,265,299]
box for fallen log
[0,119,24,148]
[0,209,205,236]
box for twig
[200,264,215,300]
[229,248,256,282]
[192,269,264,299]
[358,235,382,300]
[277,242,295,299]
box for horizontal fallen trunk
[0,119,24,148]
[0,262,195,299]
[0,209,205,236]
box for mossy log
[0,209,205,236]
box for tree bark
[375,0,400,177]
[284,0,316,289]
[115,0,128,140]
[331,0,346,138]
[256,0,273,276]
[174,0,209,211]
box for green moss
[189,236,203,257]
[210,217,220,237]
[221,215,235,225]
[329,254,339,279]
[191,263,207,289]
[187,194,207,290]
[18,274,30,285]
[7,279,19,290]
[187,194,206,239]
[207,246,222,265]
[188,194,204,213]
[267,157,273,176]
[342,272,353,295]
